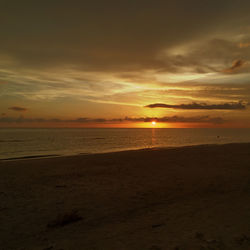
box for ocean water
[1,128,250,160]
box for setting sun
[152,121,156,125]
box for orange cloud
[239,42,250,48]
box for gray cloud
[124,116,224,124]
[158,38,250,75]
[1,1,250,73]
[156,116,224,124]
[8,106,28,112]
[0,115,225,124]
[145,102,246,110]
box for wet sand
[0,143,250,250]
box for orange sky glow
[1,1,250,128]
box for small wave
[0,139,28,143]
[1,154,59,161]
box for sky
[1,0,250,128]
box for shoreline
[1,141,250,162]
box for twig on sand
[47,210,83,228]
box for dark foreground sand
[0,143,250,250]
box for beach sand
[0,143,250,250]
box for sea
[1,128,250,160]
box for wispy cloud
[145,101,246,110]
[222,59,247,73]
[8,106,27,112]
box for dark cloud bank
[1,0,250,72]
[0,115,225,124]
[145,102,246,110]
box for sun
[152,121,156,125]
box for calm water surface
[1,128,250,159]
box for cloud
[145,101,246,110]
[239,42,250,48]
[155,116,224,124]
[0,115,225,124]
[1,1,249,73]
[124,116,224,124]
[155,38,250,75]
[223,59,247,73]
[1,1,250,127]
[8,106,27,112]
